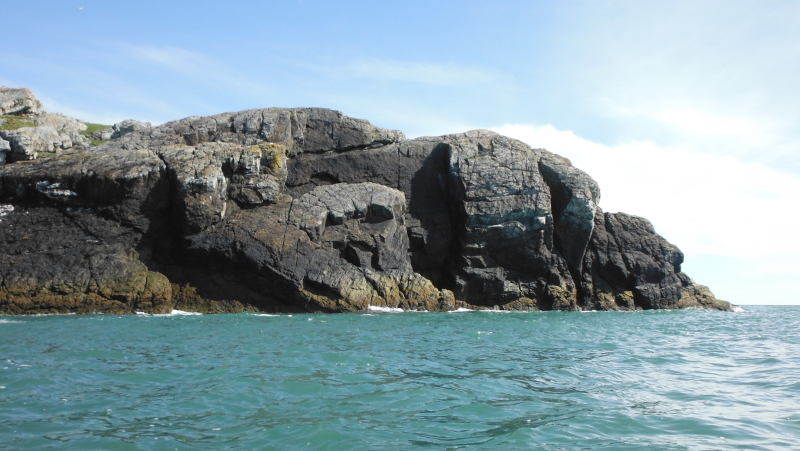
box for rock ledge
[0,88,734,314]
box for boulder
[91,119,152,141]
[0,86,42,115]
[33,112,88,134]
[0,126,63,160]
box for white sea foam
[732,306,746,313]
[30,312,76,316]
[0,319,22,324]
[252,313,279,317]
[448,307,474,313]
[170,310,202,315]
[367,305,404,313]
[136,309,202,317]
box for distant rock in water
[0,87,733,314]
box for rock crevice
[0,87,733,313]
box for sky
[2,0,798,305]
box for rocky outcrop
[91,119,151,141]
[0,87,42,115]
[1,87,92,163]
[0,139,10,164]
[0,88,733,314]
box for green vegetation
[80,122,110,135]
[79,122,111,146]
[0,115,35,131]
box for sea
[1,306,798,450]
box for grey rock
[539,152,600,277]
[0,138,10,165]
[0,147,170,234]
[134,107,405,154]
[91,127,115,141]
[0,86,42,115]
[579,211,726,310]
[67,132,91,149]
[0,126,63,160]
[33,113,88,134]
[184,182,444,312]
[113,119,151,136]
[91,120,151,141]
[0,89,733,314]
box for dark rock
[0,88,734,314]
[579,210,721,310]
[183,182,444,312]
[0,205,171,314]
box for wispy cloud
[0,51,187,124]
[549,1,800,173]
[123,44,274,102]
[339,59,498,86]
[126,45,216,74]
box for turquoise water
[1,306,799,450]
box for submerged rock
[0,88,734,314]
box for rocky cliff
[0,87,732,314]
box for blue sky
[2,0,799,305]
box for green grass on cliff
[79,122,111,146]
[0,115,35,131]
[80,122,109,135]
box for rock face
[0,88,733,314]
[0,87,42,115]
[91,119,151,141]
[1,87,90,163]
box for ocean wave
[135,309,202,317]
[367,305,404,313]
[33,312,76,316]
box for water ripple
[1,306,799,449]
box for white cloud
[653,108,759,138]
[548,1,800,173]
[492,123,800,304]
